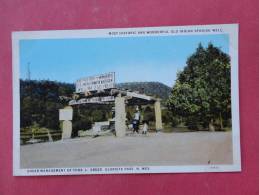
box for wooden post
[115,95,126,137]
[154,100,163,131]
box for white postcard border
[12,24,240,176]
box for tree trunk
[77,105,80,115]
[219,112,223,130]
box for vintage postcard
[12,24,240,176]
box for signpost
[76,72,115,93]
[69,96,115,105]
[59,107,73,121]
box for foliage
[20,80,74,130]
[73,104,113,136]
[162,109,180,127]
[167,43,231,130]
[143,106,155,122]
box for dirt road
[21,131,233,168]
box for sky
[20,34,229,87]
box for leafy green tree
[143,106,155,122]
[167,43,231,130]
[20,80,74,130]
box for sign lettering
[76,72,115,93]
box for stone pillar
[62,120,72,139]
[59,106,73,140]
[154,100,163,131]
[115,95,126,137]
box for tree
[143,106,155,122]
[20,80,74,130]
[167,43,231,130]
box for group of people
[131,106,148,135]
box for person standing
[142,120,148,135]
[132,107,140,133]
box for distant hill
[116,82,172,100]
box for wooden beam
[126,91,154,101]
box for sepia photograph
[12,24,240,176]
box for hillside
[20,80,172,102]
[116,82,171,100]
